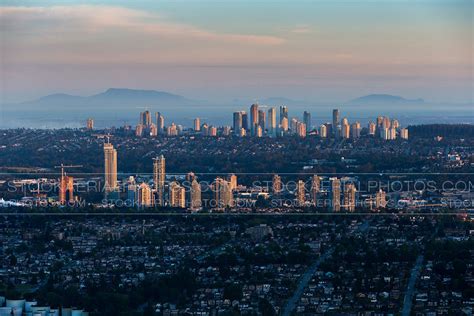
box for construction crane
[54,164,83,179]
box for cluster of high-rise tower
[102,143,235,210]
[101,140,386,211]
[123,106,407,140]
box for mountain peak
[349,94,424,104]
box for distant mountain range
[4,88,198,113]
[4,89,428,114]
[348,94,424,105]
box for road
[281,220,369,316]
[401,254,424,316]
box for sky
[0,0,472,104]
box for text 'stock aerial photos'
[0,0,473,315]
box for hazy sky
[0,0,472,103]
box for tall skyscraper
[351,122,361,138]
[342,123,350,139]
[169,181,186,208]
[241,112,249,131]
[233,111,243,135]
[400,128,409,139]
[268,107,277,136]
[258,110,266,131]
[137,182,153,208]
[149,123,158,137]
[153,155,165,206]
[250,103,259,135]
[140,110,152,127]
[86,118,94,130]
[329,177,341,212]
[303,111,311,132]
[280,117,289,132]
[311,175,320,206]
[214,177,233,210]
[194,118,201,131]
[296,180,305,206]
[343,183,357,212]
[332,109,340,136]
[156,112,164,133]
[368,122,376,135]
[280,106,288,124]
[167,123,178,136]
[59,174,74,205]
[375,189,387,209]
[228,174,238,191]
[103,142,118,195]
[272,174,282,195]
[296,122,306,137]
[319,124,327,138]
[190,179,202,211]
[126,176,137,205]
[209,126,217,137]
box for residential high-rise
[156,112,164,133]
[332,109,340,136]
[194,118,201,131]
[268,107,277,136]
[190,179,202,211]
[272,174,282,195]
[59,175,74,205]
[169,181,186,208]
[104,142,118,195]
[368,122,376,135]
[280,117,289,132]
[280,106,288,124]
[222,126,231,136]
[167,123,178,136]
[256,126,263,137]
[296,180,305,206]
[228,174,238,191]
[319,124,327,138]
[296,122,306,137]
[389,127,397,140]
[392,119,400,129]
[214,177,233,210]
[137,182,153,208]
[311,175,320,206]
[290,118,298,133]
[303,111,311,132]
[233,111,243,135]
[201,123,209,136]
[343,183,357,212]
[135,124,144,137]
[342,123,350,139]
[126,176,137,205]
[241,112,249,131]
[86,118,94,130]
[149,123,158,137]
[258,110,266,131]
[400,128,409,140]
[209,126,217,137]
[140,110,152,127]
[153,155,165,206]
[329,178,341,212]
[351,122,361,138]
[250,103,259,135]
[375,189,387,209]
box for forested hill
[408,124,474,138]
